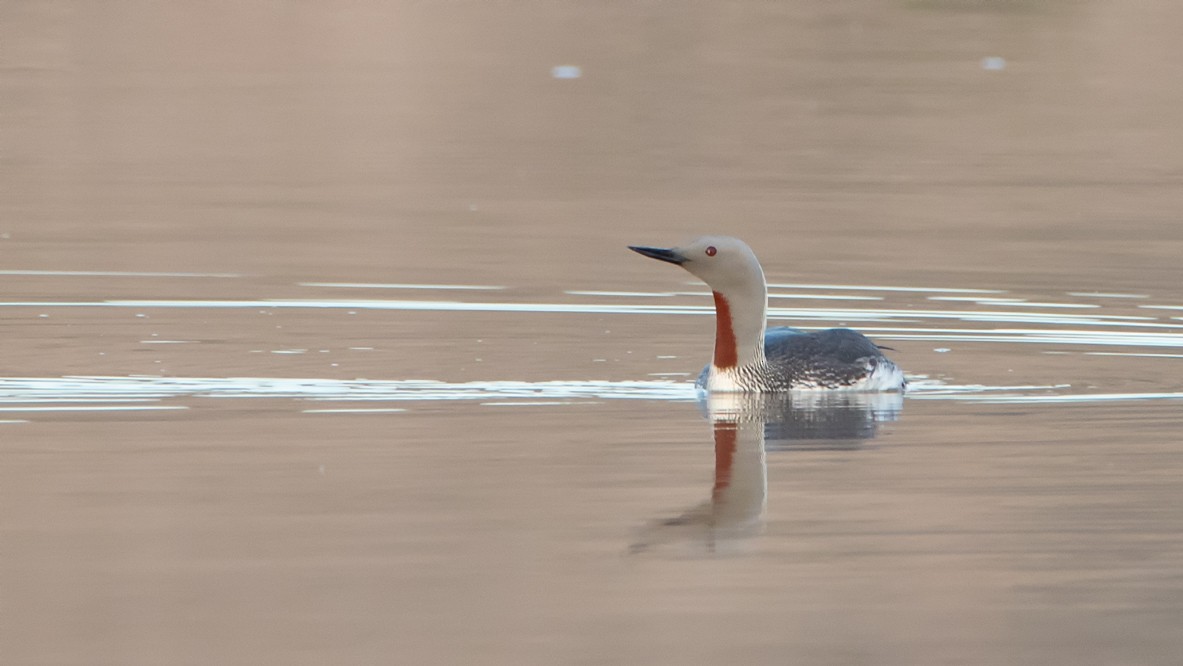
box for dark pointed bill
[628,245,686,265]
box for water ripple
[0,376,1178,411]
[0,298,1173,326]
[299,282,505,291]
[0,376,701,405]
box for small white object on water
[551,65,582,79]
[981,56,1006,71]
[934,347,951,353]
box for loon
[629,236,905,393]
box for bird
[628,236,905,393]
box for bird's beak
[628,245,686,265]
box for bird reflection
[629,392,903,555]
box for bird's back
[765,326,883,363]
[765,327,899,390]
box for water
[4,2,1183,665]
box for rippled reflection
[629,392,902,556]
[0,375,1177,416]
[0,376,698,406]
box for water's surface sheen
[4,2,1183,665]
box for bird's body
[629,236,905,393]
[696,325,905,392]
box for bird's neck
[711,287,767,371]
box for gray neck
[735,283,768,369]
[712,276,768,371]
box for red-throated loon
[629,236,906,393]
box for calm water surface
[4,2,1183,665]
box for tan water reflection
[631,393,901,555]
[6,1,1183,664]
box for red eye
[705,246,717,257]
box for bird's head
[628,236,766,294]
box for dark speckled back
[764,327,884,364]
[764,327,890,388]
[697,327,896,390]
